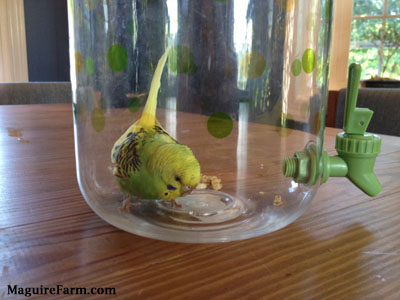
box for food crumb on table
[273,195,283,206]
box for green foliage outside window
[349,0,400,79]
[353,0,383,16]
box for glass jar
[68,0,333,242]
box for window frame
[352,0,400,76]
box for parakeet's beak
[181,186,194,196]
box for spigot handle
[343,63,373,135]
[282,63,382,197]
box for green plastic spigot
[282,63,382,197]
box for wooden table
[0,104,399,299]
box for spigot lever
[343,63,373,135]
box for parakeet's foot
[171,199,182,208]
[119,196,144,212]
[119,196,133,212]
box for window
[349,0,400,79]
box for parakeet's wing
[111,49,176,180]
[112,123,177,179]
[152,121,178,143]
[112,127,145,178]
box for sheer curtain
[0,0,28,82]
[329,0,353,91]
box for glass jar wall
[69,0,333,242]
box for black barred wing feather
[112,122,177,179]
[153,125,167,135]
[153,123,178,144]
[112,130,143,178]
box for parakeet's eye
[164,192,168,196]
[167,185,176,190]
[175,176,181,182]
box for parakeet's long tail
[139,49,170,128]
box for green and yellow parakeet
[111,49,201,208]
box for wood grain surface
[0,104,399,300]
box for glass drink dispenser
[68,0,381,242]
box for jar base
[83,185,316,242]
[156,190,247,224]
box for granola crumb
[197,174,223,191]
[273,195,283,206]
[210,176,222,191]
[195,183,208,190]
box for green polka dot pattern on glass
[240,52,266,79]
[207,112,233,139]
[302,48,316,74]
[75,51,83,74]
[91,108,105,132]
[108,44,128,72]
[84,0,99,11]
[86,57,94,75]
[168,45,197,75]
[128,97,142,113]
[291,59,302,76]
